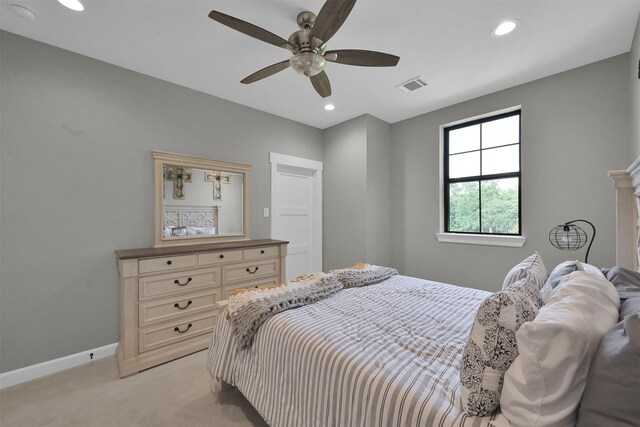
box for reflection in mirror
[162,166,244,238]
[153,151,251,247]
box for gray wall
[390,53,632,291]
[0,31,323,373]
[1,29,636,373]
[632,14,640,158]
[323,116,368,270]
[365,116,392,266]
[322,114,392,271]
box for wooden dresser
[115,239,288,377]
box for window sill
[435,233,526,248]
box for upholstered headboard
[164,205,219,230]
[610,158,640,271]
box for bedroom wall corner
[365,115,392,267]
[631,12,640,160]
[322,114,393,271]
[322,116,368,270]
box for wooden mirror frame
[153,151,251,247]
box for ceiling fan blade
[209,10,293,51]
[241,60,291,84]
[310,71,332,98]
[309,0,357,45]
[325,50,400,67]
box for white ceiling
[1,0,639,129]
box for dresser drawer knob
[219,254,224,259]
[174,300,192,310]
[260,250,265,254]
[173,277,192,286]
[246,266,259,274]
[166,260,172,265]
[174,323,193,334]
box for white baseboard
[0,343,118,390]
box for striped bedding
[207,275,508,427]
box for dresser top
[115,239,288,260]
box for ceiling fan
[208,0,400,98]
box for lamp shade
[548,219,596,263]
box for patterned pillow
[460,278,544,416]
[502,252,547,290]
[329,263,398,288]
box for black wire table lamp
[548,219,596,263]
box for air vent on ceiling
[396,77,427,93]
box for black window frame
[443,109,522,236]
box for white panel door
[270,153,322,281]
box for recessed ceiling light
[10,4,36,19]
[492,20,519,36]
[324,104,335,111]
[57,0,84,12]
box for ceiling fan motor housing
[288,30,311,52]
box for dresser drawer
[138,312,217,353]
[139,289,221,327]
[223,259,279,284]
[198,250,243,266]
[138,268,220,301]
[222,277,280,300]
[139,255,196,274]
[244,246,279,261]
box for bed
[163,205,218,237]
[207,161,640,427]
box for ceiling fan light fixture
[492,20,519,36]
[289,52,326,77]
[324,104,335,111]
[57,0,84,11]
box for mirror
[153,151,251,247]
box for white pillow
[540,261,606,303]
[500,271,619,427]
[502,252,547,290]
[574,260,605,277]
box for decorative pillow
[540,260,581,302]
[329,263,398,288]
[602,266,640,299]
[460,277,544,416]
[171,226,187,236]
[502,252,547,290]
[576,299,640,427]
[500,271,620,427]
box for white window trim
[435,232,525,247]
[437,105,526,248]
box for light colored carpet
[0,350,268,427]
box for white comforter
[208,275,508,427]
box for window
[443,109,521,237]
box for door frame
[269,152,323,274]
